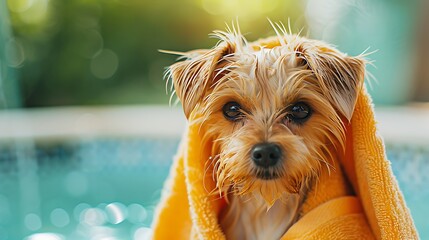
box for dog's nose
[251,143,282,168]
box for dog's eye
[223,102,243,121]
[286,102,311,123]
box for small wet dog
[165,23,366,239]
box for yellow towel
[151,39,418,240]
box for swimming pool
[0,138,176,240]
[0,107,428,239]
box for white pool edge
[0,106,187,140]
[0,105,428,144]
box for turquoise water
[0,139,427,239]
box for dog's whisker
[268,19,287,46]
[202,157,216,195]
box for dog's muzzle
[251,143,282,168]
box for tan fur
[165,22,366,239]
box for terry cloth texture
[151,43,418,240]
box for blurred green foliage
[7,0,306,107]
[5,0,426,107]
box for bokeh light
[80,208,107,226]
[50,208,70,228]
[105,202,127,224]
[25,233,65,240]
[90,49,119,79]
[73,203,91,222]
[127,203,148,224]
[133,227,152,240]
[7,0,34,13]
[24,213,42,231]
[5,38,25,68]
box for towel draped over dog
[151,42,418,240]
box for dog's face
[167,29,365,204]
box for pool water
[0,138,427,239]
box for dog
[164,23,366,240]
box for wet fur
[165,23,366,239]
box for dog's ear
[168,43,235,118]
[300,46,366,121]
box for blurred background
[0,0,428,239]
